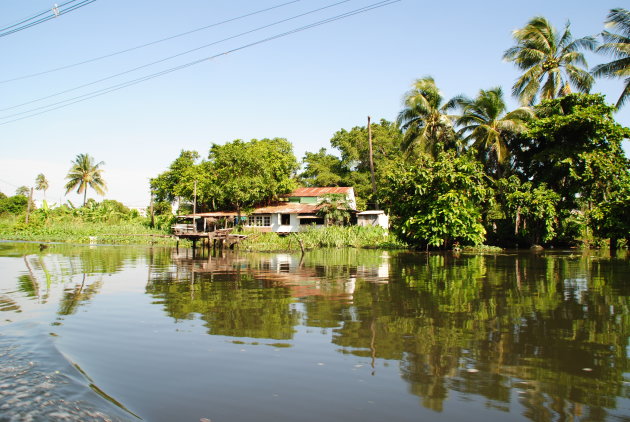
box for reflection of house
[189,187,358,233]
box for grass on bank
[0,214,177,245]
[239,225,407,252]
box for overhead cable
[0,0,96,38]
[0,0,351,112]
[0,0,301,84]
[0,0,401,126]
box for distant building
[357,210,389,230]
[182,187,358,233]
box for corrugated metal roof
[254,203,319,214]
[289,187,353,197]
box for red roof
[288,187,353,197]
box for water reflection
[0,243,628,421]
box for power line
[0,0,351,112]
[0,0,97,38]
[0,0,301,84]
[0,0,81,32]
[0,0,401,126]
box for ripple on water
[0,322,135,422]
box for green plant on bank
[0,198,177,245]
[239,226,406,252]
[316,193,352,226]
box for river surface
[0,242,628,422]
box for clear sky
[1,0,628,208]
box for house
[181,187,358,233]
[357,210,389,229]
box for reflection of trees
[328,251,629,420]
[147,270,300,340]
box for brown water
[0,242,628,421]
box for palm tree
[64,154,107,206]
[316,193,351,226]
[592,8,630,108]
[35,173,49,199]
[396,76,461,157]
[504,16,597,105]
[456,87,534,177]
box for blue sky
[1,0,628,207]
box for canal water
[0,242,628,421]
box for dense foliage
[3,9,629,251]
[151,138,298,215]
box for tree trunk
[610,237,618,251]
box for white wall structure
[356,210,389,230]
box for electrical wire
[0,0,82,32]
[0,0,401,126]
[0,0,96,38]
[0,0,301,84]
[0,0,351,112]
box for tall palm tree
[396,76,461,157]
[35,173,49,199]
[592,8,630,108]
[456,87,534,177]
[64,154,107,206]
[504,16,597,105]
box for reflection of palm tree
[456,87,533,177]
[396,76,460,156]
[504,16,596,105]
[592,8,630,108]
[64,153,107,206]
[58,274,103,315]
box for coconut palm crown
[504,16,597,105]
[592,8,630,108]
[456,87,534,177]
[64,153,107,206]
[35,173,49,198]
[396,76,461,157]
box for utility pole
[367,116,378,209]
[193,180,197,232]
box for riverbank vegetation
[240,226,405,252]
[0,199,176,245]
[2,9,629,250]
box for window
[281,214,291,225]
[247,215,271,227]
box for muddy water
[0,242,628,421]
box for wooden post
[25,187,33,224]
[368,116,377,208]
[149,192,155,228]
[193,180,197,219]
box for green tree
[592,8,630,108]
[15,186,29,197]
[316,193,352,226]
[495,175,560,245]
[380,151,492,249]
[300,148,346,188]
[301,119,405,209]
[503,16,596,105]
[0,195,28,215]
[35,173,49,199]
[64,154,107,206]
[206,138,299,220]
[512,93,630,244]
[456,87,533,177]
[396,77,461,157]
[150,150,200,204]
